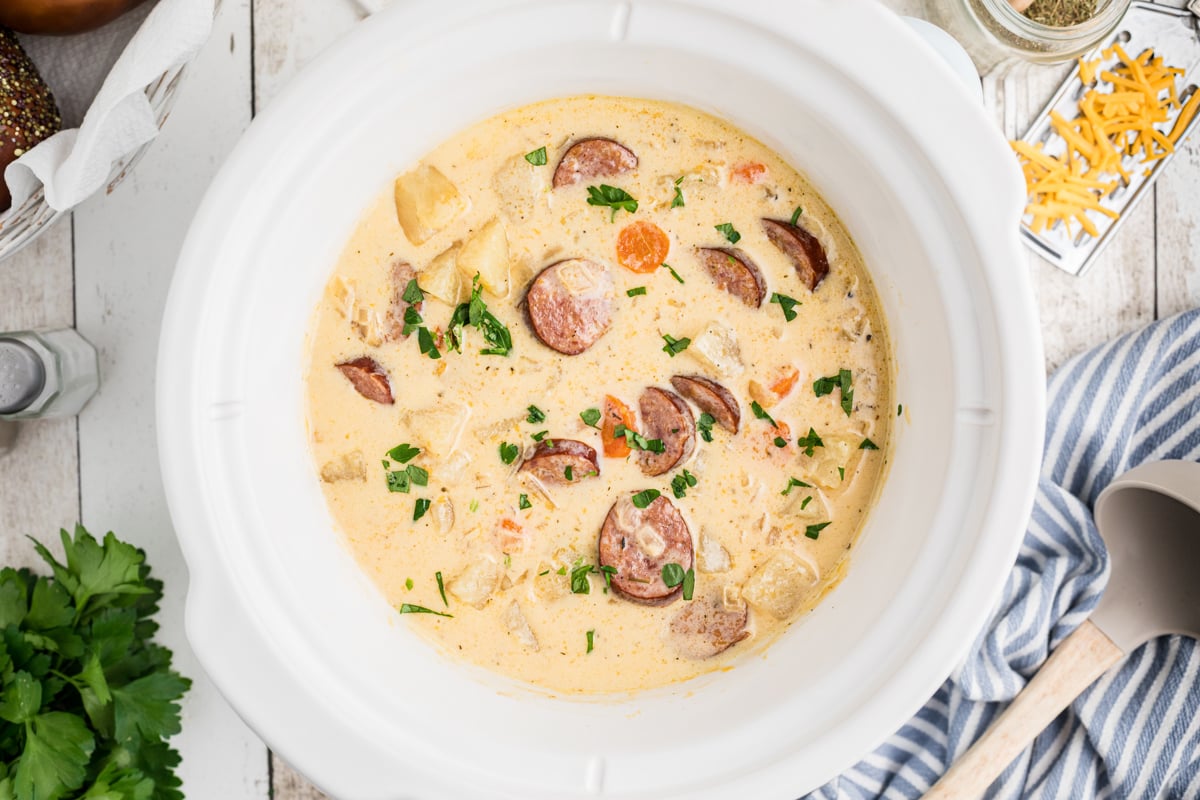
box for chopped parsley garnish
[781,477,811,495]
[526,405,546,423]
[417,326,441,360]
[750,400,778,428]
[564,465,574,481]
[401,304,423,336]
[586,184,638,221]
[672,176,691,209]
[406,464,429,486]
[661,262,685,283]
[387,443,422,464]
[586,629,596,653]
[413,498,431,521]
[797,428,824,457]
[627,286,648,297]
[682,567,695,601]
[898,404,904,416]
[715,222,741,244]
[447,274,512,356]
[398,603,452,617]
[631,489,661,509]
[385,469,411,493]
[570,561,594,594]
[773,436,787,448]
[556,565,567,576]
[838,467,846,481]
[661,563,685,587]
[580,408,602,428]
[813,369,854,416]
[662,333,691,357]
[805,522,831,540]
[469,498,479,512]
[519,493,532,510]
[538,569,550,577]
[435,571,448,606]
[697,412,715,442]
[612,424,665,453]
[671,469,698,499]
[600,565,617,588]
[402,278,425,305]
[770,292,800,322]
[499,442,520,464]
[405,577,414,590]
[524,146,548,166]
[800,495,813,510]
[860,438,879,450]
[383,452,429,494]
[790,205,804,225]
[531,430,550,442]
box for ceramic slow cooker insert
[158,1,1044,797]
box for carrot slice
[770,366,800,398]
[616,220,670,274]
[730,161,768,184]
[601,395,635,458]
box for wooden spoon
[925,459,1200,799]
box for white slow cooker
[157,1,1044,797]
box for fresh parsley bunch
[0,526,189,800]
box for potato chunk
[449,557,503,609]
[394,164,466,245]
[420,244,466,305]
[687,321,743,377]
[457,218,510,298]
[801,434,861,490]
[502,601,539,650]
[398,402,471,460]
[697,530,731,574]
[319,451,366,483]
[742,551,819,620]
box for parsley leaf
[631,489,661,509]
[436,571,448,606]
[447,275,512,356]
[526,405,546,424]
[670,469,698,499]
[499,442,520,465]
[586,629,595,653]
[413,499,432,521]
[714,222,741,244]
[681,568,695,601]
[417,326,441,360]
[790,205,803,225]
[626,286,647,297]
[805,522,832,540]
[398,603,452,617]
[386,443,421,463]
[770,292,800,322]
[781,477,811,496]
[401,278,424,305]
[661,334,691,357]
[749,400,777,428]
[797,428,824,457]
[697,413,715,443]
[518,494,532,510]
[860,438,879,450]
[570,562,594,595]
[670,175,685,209]
[586,184,638,221]
[524,146,547,166]
[580,408,601,428]
[661,563,685,587]
[813,369,854,415]
[661,263,685,283]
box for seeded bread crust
[0,29,61,210]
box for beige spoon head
[1092,459,1200,653]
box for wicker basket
[0,0,218,263]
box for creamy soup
[305,96,892,694]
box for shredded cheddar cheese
[1012,46,1197,239]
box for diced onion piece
[688,321,744,377]
[741,551,819,620]
[449,557,503,609]
[502,601,539,650]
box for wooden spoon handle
[924,620,1124,800]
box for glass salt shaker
[0,328,99,421]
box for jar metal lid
[0,338,46,414]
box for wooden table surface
[0,1,1196,797]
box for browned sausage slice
[669,375,740,434]
[385,261,422,341]
[762,218,830,291]
[638,387,696,476]
[552,138,638,188]
[335,357,393,405]
[599,494,694,604]
[525,258,614,355]
[669,593,750,659]
[519,439,600,486]
[694,247,766,308]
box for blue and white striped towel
[806,308,1200,799]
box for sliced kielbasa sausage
[525,258,614,355]
[599,493,694,604]
[695,247,766,308]
[669,375,740,434]
[552,138,638,188]
[519,439,600,486]
[762,218,830,291]
[638,387,695,476]
[668,593,751,659]
[335,357,394,405]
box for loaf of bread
[0,29,61,211]
[0,0,152,36]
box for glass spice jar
[928,0,1133,71]
[0,328,99,420]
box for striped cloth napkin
[807,308,1200,799]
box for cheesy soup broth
[306,96,892,694]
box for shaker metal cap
[0,338,45,414]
